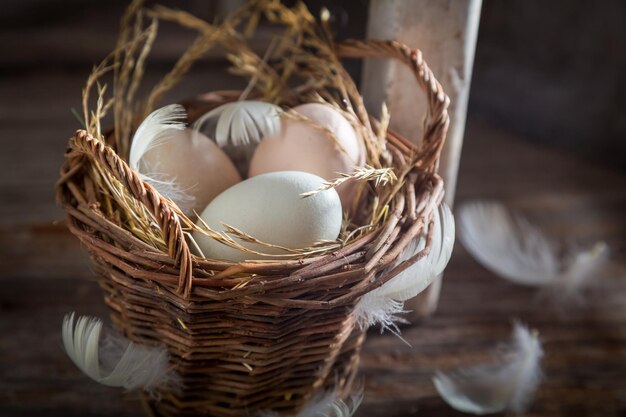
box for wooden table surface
[1,66,625,417]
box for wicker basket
[57,27,449,417]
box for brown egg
[139,128,241,217]
[248,103,365,211]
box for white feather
[458,201,610,302]
[354,203,455,330]
[433,322,543,415]
[544,241,609,304]
[193,101,282,147]
[257,390,363,417]
[129,104,187,169]
[62,313,176,392]
[128,104,194,211]
[458,201,558,285]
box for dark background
[2,0,625,169]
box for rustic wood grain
[1,46,625,417]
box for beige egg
[248,103,365,210]
[139,128,241,217]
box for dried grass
[77,0,414,260]
[301,166,397,198]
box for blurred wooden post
[362,0,482,321]
[214,0,245,18]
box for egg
[139,128,241,217]
[193,171,342,262]
[248,103,365,210]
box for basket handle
[69,130,194,298]
[335,39,450,171]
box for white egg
[193,171,342,262]
[139,128,241,217]
[248,103,365,210]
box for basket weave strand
[336,39,451,172]
[64,130,195,296]
[57,38,449,417]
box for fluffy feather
[433,322,543,415]
[129,104,187,169]
[193,101,282,147]
[128,104,193,210]
[545,241,609,304]
[62,313,175,392]
[458,201,558,285]
[458,200,610,302]
[257,390,363,417]
[354,203,455,330]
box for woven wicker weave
[57,39,449,417]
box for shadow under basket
[56,39,449,417]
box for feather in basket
[354,203,455,331]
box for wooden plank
[363,0,482,204]
[1,111,625,415]
[363,0,483,320]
